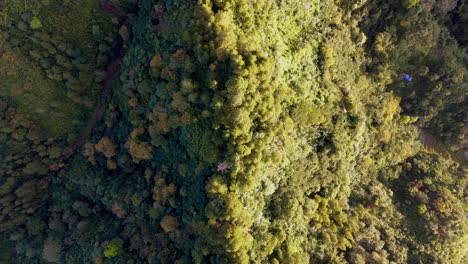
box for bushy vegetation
[0,0,466,263]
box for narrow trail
[66,55,123,155]
[64,0,128,157]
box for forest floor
[419,130,466,164]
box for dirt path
[64,0,128,157]
[66,55,123,155]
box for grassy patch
[0,50,85,137]
[0,0,116,139]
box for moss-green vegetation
[0,0,466,263]
[0,0,118,138]
[0,1,120,260]
[0,52,83,137]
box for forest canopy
[0,0,466,263]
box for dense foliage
[0,0,466,263]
